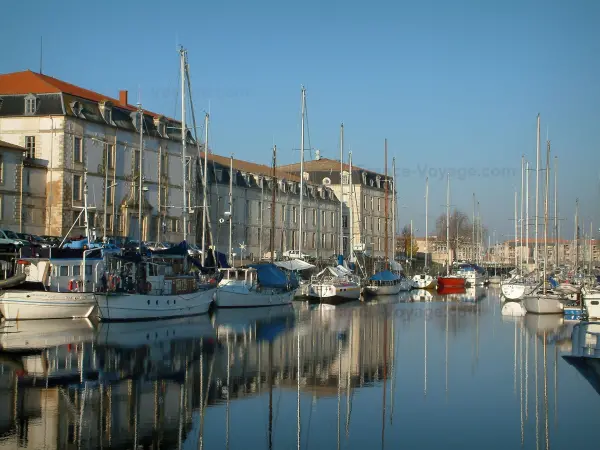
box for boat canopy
[248,264,289,288]
[274,259,315,271]
[389,260,403,272]
[150,241,188,258]
[369,270,401,282]
[315,266,351,278]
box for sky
[2,0,599,242]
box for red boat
[437,276,466,288]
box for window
[321,234,326,248]
[73,175,82,201]
[160,187,167,206]
[25,136,35,159]
[312,209,317,226]
[105,143,114,169]
[246,200,251,220]
[364,216,368,231]
[25,95,36,115]
[171,218,179,233]
[187,192,192,211]
[342,215,348,228]
[378,198,381,211]
[85,265,93,276]
[370,197,374,211]
[378,218,381,231]
[73,211,84,227]
[311,233,316,249]
[378,238,382,251]
[59,266,68,276]
[363,195,368,209]
[331,212,335,228]
[342,171,349,185]
[282,205,286,223]
[292,206,297,223]
[73,137,83,163]
[101,105,112,124]
[303,208,307,224]
[116,214,122,232]
[160,152,168,176]
[185,158,192,181]
[106,213,113,231]
[322,212,326,228]
[134,150,140,172]
[303,232,307,246]
[0,155,3,184]
[88,212,96,228]
[73,265,81,276]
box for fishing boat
[215,264,295,308]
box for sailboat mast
[526,161,529,270]
[180,47,188,243]
[575,198,579,269]
[384,139,389,269]
[271,145,277,263]
[515,190,518,269]
[392,157,397,264]
[554,156,558,268]
[201,113,209,260]
[543,140,550,294]
[535,114,540,279]
[520,155,525,270]
[138,103,144,245]
[425,176,429,268]
[339,124,344,257]
[228,156,233,265]
[446,174,450,276]
[472,193,476,262]
[299,86,306,257]
[349,152,354,261]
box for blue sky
[2,0,599,240]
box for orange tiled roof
[0,70,170,120]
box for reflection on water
[0,289,599,449]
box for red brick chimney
[119,90,128,106]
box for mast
[575,198,579,269]
[425,176,429,269]
[520,155,525,270]
[515,190,518,270]
[472,193,476,262]
[201,113,209,260]
[526,161,529,270]
[83,171,90,243]
[180,47,188,243]
[554,156,558,268]
[349,152,354,261]
[384,139,389,270]
[228,155,233,265]
[446,173,450,275]
[138,103,143,245]
[270,145,277,263]
[535,114,540,279]
[299,86,306,257]
[543,140,550,294]
[339,123,344,257]
[392,157,397,264]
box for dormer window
[376,175,381,188]
[362,172,367,185]
[24,94,37,115]
[70,101,83,117]
[99,101,113,125]
[342,171,350,185]
[154,116,167,138]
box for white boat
[522,291,566,314]
[583,286,600,319]
[364,270,408,296]
[0,318,95,351]
[0,247,113,320]
[412,273,437,289]
[488,275,502,285]
[308,265,361,304]
[215,265,295,308]
[412,289,434,302]
[96,252,217,321]
[454,263,486,286]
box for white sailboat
[96,48,217,321]
[412,177,437,289]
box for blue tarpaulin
[337,255,344,266]
[548,277,559,288]
[249,264,289,288]
[369,270,401,281]
[151,241,188,257]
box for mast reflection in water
[0,290,600,449]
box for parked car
[282,250,310,260]
[0,229,30,251]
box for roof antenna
[39,36,43,74]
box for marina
[0,289,598,449]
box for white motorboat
[308,265,361,305]
[583,286,600,319]
[0,247,115,320]
[412,273,437,289]
[96,250,217,321]
[215,265,295,308]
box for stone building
[0,140,46,235]
[0,70,196,242]
[280,155,395,259]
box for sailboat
[437,174,466,288]
[95,48,217,321]
[523,140,567,315]
[412,177,436,289]
[364,139,404,296]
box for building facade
[0,70,196,242]
[280,156,395,259]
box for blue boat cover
[548,277,559,288]
[150,241,188,257]
[249,263,289,288]
[337,255,344,266]
[370,270,401,281]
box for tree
[435,209,472,261]
[400,225,419,258]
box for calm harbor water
[0,287,598,449]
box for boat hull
[364,280,412,296]
[0,291,97,320]
[308,283,361,304]
[96,287,217,321]
[437,276,466,288]
[215,288,294,308]
[0,318,95,351]
[522,295,565,314]
[501,283,528,300]
[583,289,600,319]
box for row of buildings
[413,236,599,267]
[0,70,396,261]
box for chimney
[119,90,128,106]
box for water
[0,287,598,449]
